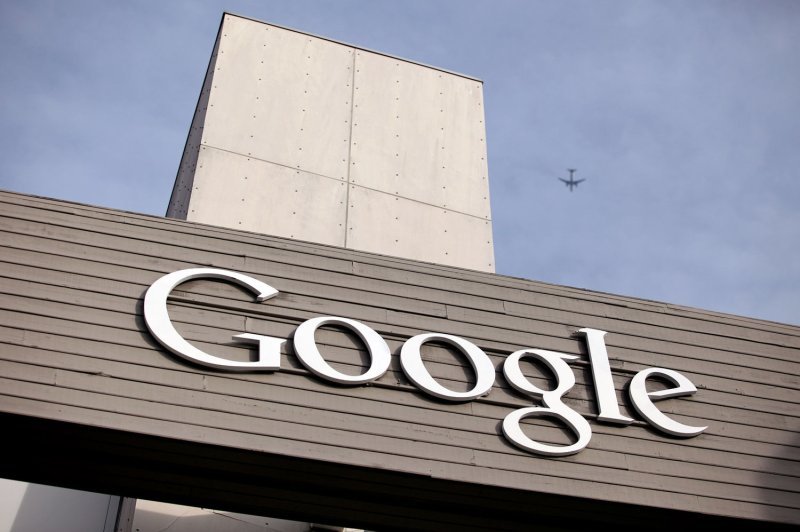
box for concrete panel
[203,15,353,180]
[347,186,494,271]
[170,14,495,272]
[167,29,221,220]
[186,146,347,245]
[350,50,490,219]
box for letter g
[144,268,285,371]
[502,349,592,456]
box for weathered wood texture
[0,190,798,528]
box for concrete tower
[168,13,495,272]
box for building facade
[0,12,798,532]
[1,189,798,530]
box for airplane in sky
[559,168,585,192]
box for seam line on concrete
[198,144,492,222]
[344,48,357,248]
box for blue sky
[1,0,798,325]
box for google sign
[144,268,707,457]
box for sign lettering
[144,268,707,456]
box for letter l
[577,328,633,425]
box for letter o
[400,333,494,401]
[293,316,390,384]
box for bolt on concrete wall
[169,13,495,272]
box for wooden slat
[1,190,799,526]
[3,284,788,460]
[2,349,798,488]
[1,249,796,401]
[2,374,798,512]
[1,273,797,441]
[3,326,797,472]
[2,275,797,434]
[2,209,797,366]
[3,192,798,344]
[4,324,797,459]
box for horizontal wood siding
[0,190,798,526]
